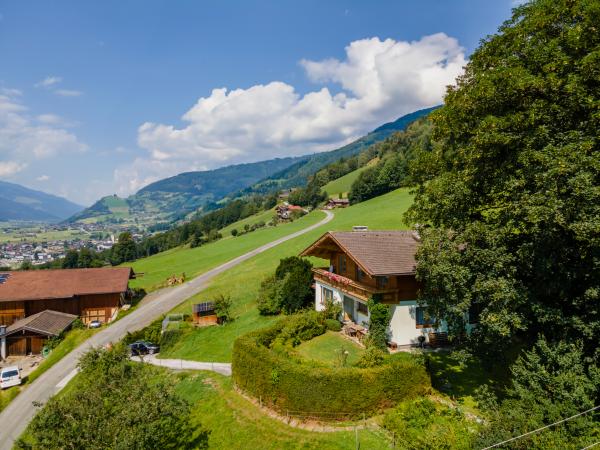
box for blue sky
[0,1,517,205]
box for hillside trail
[0,209,334,450]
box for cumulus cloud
[36,174,50,182]
[55,89,83,97]
[124,34,465,195]
[0,91,87,179]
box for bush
[356,347,386,368]
[232,313,430,419]
[324,319,341,332]
[257,275,283,315]
[214,293,233,323]
[366,298,391,350]
[258,257,314,315]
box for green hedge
[232,319,431,419]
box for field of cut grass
[295,332,364,367]
[175,371,390,449]
[125,210,325,291]
[159,188,413,362]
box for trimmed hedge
[232,318,431,419]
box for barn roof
[5,310,78,337]
[300,230,420,276]
[0,267,133,302]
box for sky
[0,1,519,206]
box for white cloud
[35,76,62,88]
[36,174,50,182]
[0,91,87,177]
[128,34,465,195]
[54,89,83,97]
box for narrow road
[131,355,232,376]
[0,210,333,450]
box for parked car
[0,366,22,389]
[128,341,160,356]
[88,320,102,329]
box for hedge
[232,319,431,419]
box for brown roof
[0,267,133,302]
[300,230,420,276]
[5,310,78,337]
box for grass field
[125,210,325,291]
[159,188,413,362]
[219,208,276,236]
[322,159,378,198]
[175,371,390,449]
[295,332,364,367]
[0,227,88,243]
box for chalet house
[300,230,446,347]
[276,203,305,220]
[0,267,134,330]
[325,198,350,209]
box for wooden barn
[192,302,218,326]
[0,267,134,329]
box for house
[192,302,218,326]
[0,310,78,358]
[300,230,446,347]
[325,198,350,209]
[276,203,305,220]
[0,267,134,332]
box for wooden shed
[192,302,218,327]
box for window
[338,254,347,274]
[355,266,365,281]
[321,287,334,305]
[376,276,389,289]
[416,307,435,328]
[357,301,369,315]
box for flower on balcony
[323,270,352,285]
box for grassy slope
[219,208,276,237]
[176,372,389,449]
[125,210,324,291]
[322,158,378,198]
[295,332,364,367]
[160,188,413,362]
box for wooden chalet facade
[301,230,445,346]
[0,267,134,330]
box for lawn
[159,188,414,362]
[125,209,326,291]
[175,371,391,449]
[295,331,364,367]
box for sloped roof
[301,230,420,276]
[5,310,78,337]
[0,267,133,302]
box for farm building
[192,302,218,326]
[0,267,134,330]
[325,198,350,209]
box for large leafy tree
[407,0,600,357]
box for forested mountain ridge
[0,180,83,222]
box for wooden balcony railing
[312,268,400,303]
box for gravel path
[0,210,333,450]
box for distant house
[0,267,134,333]
[325,198,350,209]
[300,230,448,347]
[276,203,305,220]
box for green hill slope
[322,158,378,198]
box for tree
[257,257,314,315]
[366,298,391,350]
[214,293,233,323]
[407,0,600,358]
[17,346,208,449]
[111,232,137,264]
[62,249,79,269]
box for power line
[482,405,600,450]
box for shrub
[322,297,342,321]
[231,228,238,236]
[214,293,233,323]
[356,346,386,368]
[257,275,282,315]
[324,319,341,332]
[367,298,391,350]
[258,257,314,315]
[232,313,430,419]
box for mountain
[0,181,83,222]
[238,106,439,195]
[67,157,304,224]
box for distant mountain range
[0,181,83,222]
[67,106,438,225]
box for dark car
[128,341,160,356]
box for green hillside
[322,158,378,198]
[68,195,130,224]
[157,188,413,362]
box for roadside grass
[125,209,325,292]
[0,385,20,414]
[295,331,364,367]
[174,371,391,449]
[159,188,414,362]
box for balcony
[312,268,401,303]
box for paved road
[131,355,232,376]
[0,210,333,450]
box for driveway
[0,210,333,450]
[131,354,232,376]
